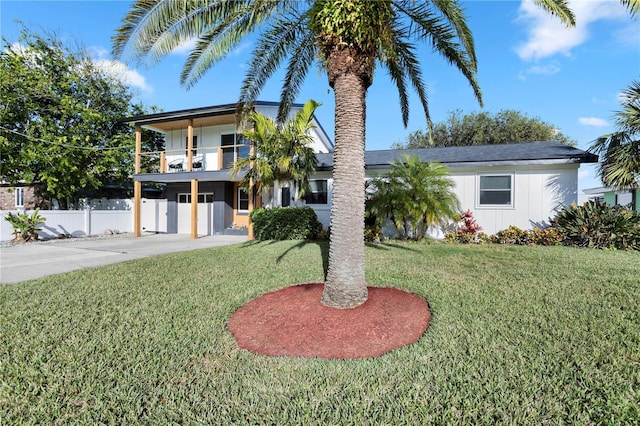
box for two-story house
[121,101,333,238]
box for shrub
[250,207,324,240]
[491,226,529,245]
[526,227,565,246]
[551,200,640,250]
[444,210,482,243]
[490,226,564,246]
[4,209,46,242]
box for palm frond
[395,0,482,107]
[276,29,318,124]
[621,0,640,17]
[238,10,310,118]
[429,0,477,66]
[531,0,576,26]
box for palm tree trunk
[322,47,372,309]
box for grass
[1,241,639,424]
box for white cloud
[516,0,628,61]
[94,59,152,92]
[578,169,590,179]
[578,116,609,127]
[170,37,198,55]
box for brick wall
[0,186,43,210]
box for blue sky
[2,1,638,192]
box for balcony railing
[137,144,250,174]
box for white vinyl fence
[1,200,134,241]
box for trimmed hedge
[250,207,324,240]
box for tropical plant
[444,209,482,243]
[367,155,459,241]
[4,208,46,242]
[589,80,640,189]
[231,100,320,202]
[551,200,640,250]
[113,0,574,308]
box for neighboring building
[0,185,46,210]
[122,102,598,238]
[583,186,639,211]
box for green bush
[490,226,564,246]
[551,200,640,250]
[250,207,324,240]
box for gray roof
[316,141,598,170]
[119,101,298,126]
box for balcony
[138,144,250,174]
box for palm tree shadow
[241,240,419,279]
[241,240,329,280]
[366,241,421,253]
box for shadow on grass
[366,241,422,253]
[240,239,422,280]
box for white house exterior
[122,102,597,239]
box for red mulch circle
[228,283,431,359]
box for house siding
[305,164,579,236]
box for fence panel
[1,209,133,241]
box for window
[237,188,249,212]
[221,133,250,168]
[281,187,291,207]
[15,187,24,208]
[177,193,213,203]
[478,175,513,206]
[305,180,328,205]
[185,135,198,157]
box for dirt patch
[228,283,431,359]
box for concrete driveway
[0,233,248,284]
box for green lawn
[1,241,638,424]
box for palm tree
[367,155,459,241]
[232,99,320,203]
[589,80,640,189]
[113,0,574,309]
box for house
[316,142,598,235]
[120,101,333,238]
[123,102,597,238]
[582,186,639,211]
[0,184,47,210]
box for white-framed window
[177,193,213,203]
[237,187,249,213]
[15,187,24,208]
[305,180,328,205]
[478,174,513,207]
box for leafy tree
[231,100,320,203]
[113,0,574,308]
[589,80,640,189]
[367,155,459,241]
[0,27,162,209]
[394,109,576,148]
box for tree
[113,0,574,308]
[367,155,459,241]
[589,80,640,189]
[394,109,576,149]
[231,100,320,203]
[0,28,162,209]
